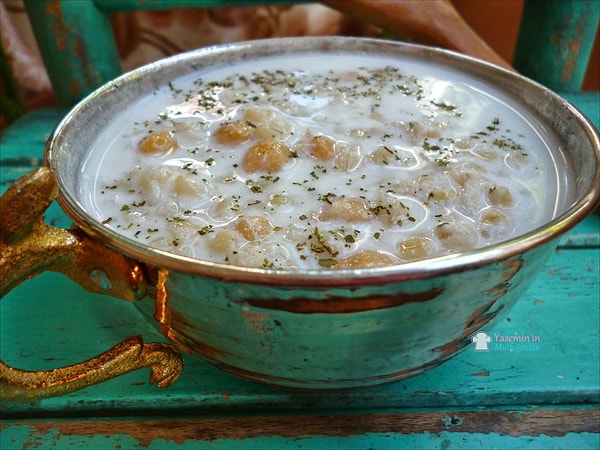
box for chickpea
[397,236,437,260]
[174,173,207,197]
[319,196,372,223]
[387,179,416,196]
[234,215,274,242]
[244,107,275,124]
[487,185,514,207]
[136,167,173,205]
[138,131,177,155]
[417,174,455,205]
[408,121,442,141]
[206,196,237,222]
[434,220,480,253]
[447,163,486,188]
[481,208,508,225]
[309,135,336,161]
[167,216,201,244]
[269,194,288,207]
[372,193,411,226]
[136,166,174,186]
[209,228,242,255]
[370,146,398,165]
[479,208,509,239]
[243,139,292,173]
[334,250,395,269]
[213,121,255,145]
[333,144,362,172]
[255,117,293,141]
[229,243,289,269]
[284,224,309,243]
[505,152,528,170]
[448,170,472,189]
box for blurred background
[1,0,598,129]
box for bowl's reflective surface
[132,245,549,389]
[45,37,600,389]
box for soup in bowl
[7,37,599,391]
[86,50,566,271]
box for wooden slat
[2,408,599,448]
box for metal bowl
[31,37,600,390]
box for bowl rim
[45,36,600,286]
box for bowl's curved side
[134,240,555,389]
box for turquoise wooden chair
[0,0,598,400]
[20,0,600,108]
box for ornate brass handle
[0,167,183,401]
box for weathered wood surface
[2,408,599,449]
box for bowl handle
[0,167,183,401]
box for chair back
[24,0,599,107]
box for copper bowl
[2,37,599,396]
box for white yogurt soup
[81,52,568,270]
